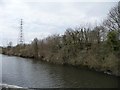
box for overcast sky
[0,0,119,46]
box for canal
[1,54,119,88]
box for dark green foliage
[107,31,120,51]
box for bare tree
[103,2,120,33]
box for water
[1,54,119,88]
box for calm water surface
[1,54,119,88]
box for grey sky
[0,0,119,46]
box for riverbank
[2,52,120,77]
[2,30,120,77]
